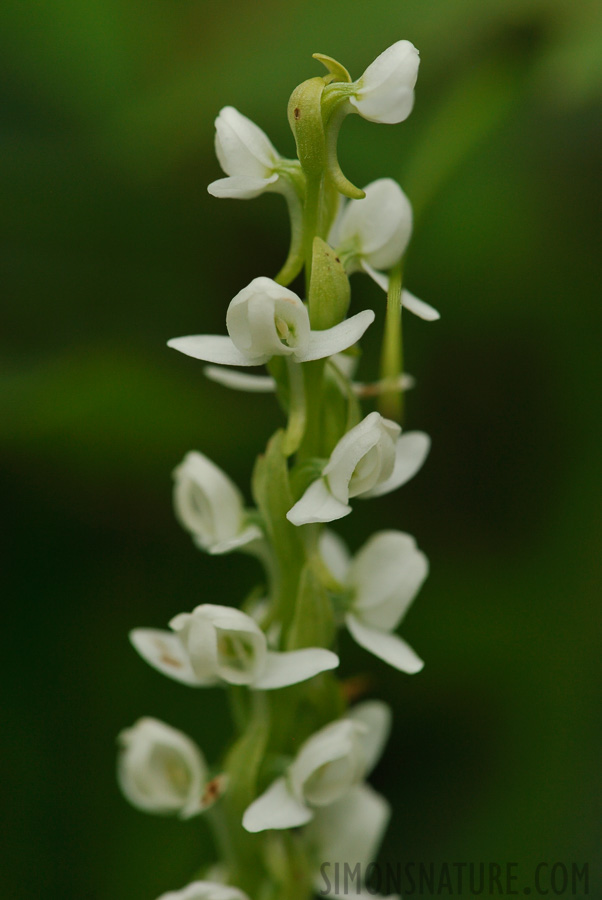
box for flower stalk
[118,40,440,900]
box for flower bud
[350,41,420,125]
[173,451,261,555]
[117,718,208,818]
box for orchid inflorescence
[118,40,437,900]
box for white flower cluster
[118,40,435,900]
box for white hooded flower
[208,106,283,200]
[130,604,339,691]
[157,881,249,900]
[168,277,374,368]
[350,41,420,125]
[307,783,399,900]
[117,718,214,819]
[242,701,391,832]
[286,412,430,525]
[330,179,439,321]
[320,530,427,673]
[173,451,261,555]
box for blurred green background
[3,0,601,897]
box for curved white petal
[129,629,212,686]
[348,531,428,631]
[207,174,278,199]
[402,289,440,321]
[299,310,375,362]
[215,106,278,177]
[173,451,248,553]
[157,880,250,900]
[117,717,207,818]
[242,776,313,832]
[253,648,339,689]
[202,523,263,555]
[307,783,391,882]
[289,720,361,806]
[347,700,392,775]
[203,366,276,392]
[360,260,390,292]
[287,478,352,526]
[346,614,424,674]
[168,335,267,366]
[319,529,351,583]
[362,431,430,498]
[350,41,420,125]
[339,179,412,270]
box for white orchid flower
[130,604,339,691]
[173,451,262,555]
[168,277,374,368]
[349,41,420,125]
[307,783,399,900]
[320,529,427,673]
[330,179,439,321]
[157,881,249,900]
[286,412,430,525]
[242,701,391,832]
[208,106,285,200]
[117,718,219,819]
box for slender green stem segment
[379,261,404,423]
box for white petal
[346,700,392,775]
[129,629,212,686]
[339,179,412,270]
[318,529,351,583]
[346,614,424,674]
[173,451,248,552]
[157,880,250,900]
[299,310,375,361]
[348,531,428,631]
[362,431,430,498]
[203,523,263,555]
[307,783,391,881]
[242,776,313,832]
[203,366,276,392]
[361,260,390,292]
[350,41,419,125]
[253,648,339,689]
[324,412,398,502]
[207,174,278,199]
[289,720,360,805]
[168,335,267,366]
[402,289,440,321]
[286,478,352,526]
[215,106,278,177]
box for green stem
[302,173,323,287]
[379,262,404,423]
[282,358,306,456]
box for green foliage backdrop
[2,1,601,897]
